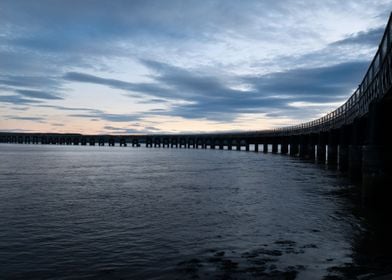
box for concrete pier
[281,143,288,155]
[317,144,326,164]
[348,145,362,181]
[290,143,298,156]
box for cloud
[63,71,178,100]
[37,104,99,112]
[245,61,369,101]
[0,95,43,105]
[69,112,142,122]
[0,75,61,89]
[61,58,369,122]
[16,89,63,100]
[138,59,368,121]
[330,27,384,47]
[103,125,160,134]
[5,115,46,122]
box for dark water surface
[0,144,391,279]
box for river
[0,144,391,279]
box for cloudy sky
[0,0,391,134]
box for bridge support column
[327,130,338,166]
[254,143,259,152]
[299,144,308,158]
[132,139,139,147]
[339,145,348,171]
[281,143,288,155]
[299,135,310,159]
[272,143,278,153]
[317,132,327,164]
[308,144,315,160]
[338,126,351,172]
[73,138,80,145]
[263,143,268,153]
[328,145,338,166]
[120,138,127,147]
[289,136,299,156]
[349,145,362,181]
[146,138,152,147]
[317,144,326,164]
[290,144,298,156]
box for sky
[0,0,391,134]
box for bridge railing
[270,12,392,137]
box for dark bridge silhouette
[2,13,392,206]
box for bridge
[2,13,392,207]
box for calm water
[0,144,391,279]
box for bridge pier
[98,138,104,146]
[254,143,259,152]
[263,143,268,153]
[338,126,350,172]
[73,137,80,145]
[120,138,127,147]
[132,139,139,147]
[170,138,177,148]
[180,138,186,148]
[327,130,338,166]
[347,120,363,181]
[281,142,288,155]
[316,132,327,164]
[299,135,308,158]
[154,138,161,148]
[161,138,167,148]
[272,143,278,153]
[289,136,299,156]
[146,138,152,147]
[290,144,299,156]
[108,138,115,146]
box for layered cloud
[0,0,390,133]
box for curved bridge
[2,13,392,205]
